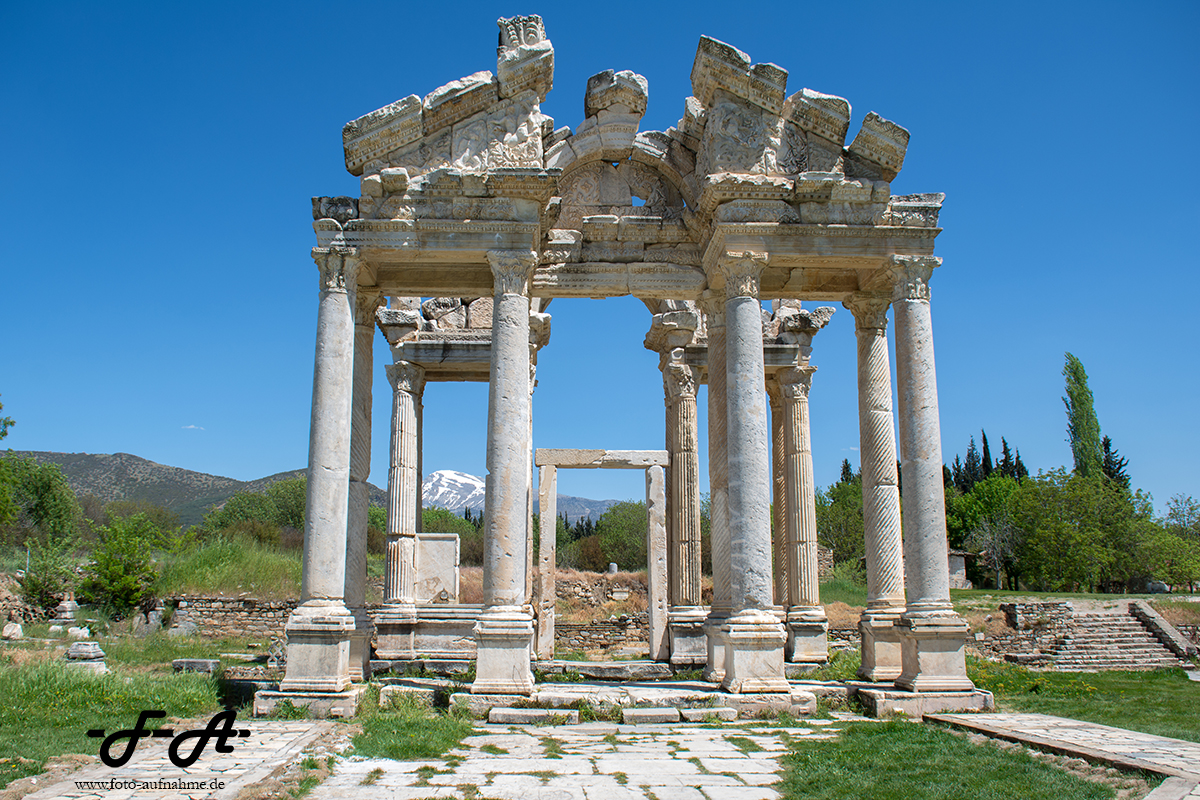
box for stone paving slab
[308,721,843,800]
[928,713,1200,780]
[20,720,333,800]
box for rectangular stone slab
[535,449,668,468]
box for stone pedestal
[373,606,419,660]
[472,607,536,695]
[785,610,829,664]
[279,607,355,693]
[895,616,975,692]
[668,606,708,665]
[720,610,790,694]
[858,613,904,682]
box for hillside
[11,451,385,527]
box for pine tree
[1101,435,1130,490]
[952,456,966,493]
[1014,449,1029,481]
[1063,352,1102,477]
[981,431,993,478]
[964,436,983,489]
[839,459,855,484]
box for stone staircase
[1046,609,1184,671]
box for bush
[77,513,162,617]
[16,532,77,610]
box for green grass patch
[780,721,1113,800]
[803,647,861,682]
[0,661,221,788]
[98,633,259,671]
[351,691,473,761]
[726,735,765,753]
[158,534,301,600]
[818,577,867,607]
[968,657,1200,742]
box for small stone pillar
[700,294,732,683]
[472,250,538,696]
[646,463,669,661]
[280,246,359,696]
[718,255,788,693]
[844,294,907,682]
[664,356,707,664]
[778,366,829,662]
[345,288,380,682]
[889,256,974,692]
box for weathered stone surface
[535,449,668,468]
[66,641,104,660]
[622,707,681,724]
[857,688,993,719]
[489,707,581,725]
[379,683,437,708]
[496,15,553,102]
[585,70,648,119]
[680,706,738,722]
[172,658,220,673]
[67,626,90,639]
[253,686,364,718]
[415,533,459,602]
[2,622,22,640]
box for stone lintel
[534,449,669,468]
[531,261,706,300]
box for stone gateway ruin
[268,15,986,714]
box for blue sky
[2,2,1197,511]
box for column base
[858,610,904,682]
[254,685,365,718]
[347,606,374,682]
[895,614,975,693]
[373,604,419,660]
[785,607,829,664]
[279,602,354,693]
[668,606,709,666]
[471,606,534,695]
[702,609,730,683]
[720,610,789,694]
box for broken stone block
[585,70,649,119]
[2,622,21,640]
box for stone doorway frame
[534,449,669,662]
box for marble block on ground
[856,688,994,719]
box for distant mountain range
[12,452,618,527]
[422,469,618,523]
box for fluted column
[844,294,906,681]
[889,256,973,692]
[718,254,788,693]
[472,249,537,695]
[778,366,828,662]
[767,381,787,606]
[345,288,380,682]
[700,294,732,683]
[383,361,424,606]
[663,354,706,664]
[280,246,359,694]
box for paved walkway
[20,720,333,800]
[311,719,848,800]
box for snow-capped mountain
[422,469,619,522]
[422,470,487,513]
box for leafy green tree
[816,474,864,565]
[422,507,482,566]
[17,530,77,609]
[204,490,281,531]
[104,499,180,535]
[952,475,1021,588]
[78,512,162,616]
[265,476,307,530]
[1063,352,1102,478]
[597,500,648,571]
[1165,494,1200,538]
[1101,435,1130,491]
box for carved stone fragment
[585,69,649,119]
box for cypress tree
[998,438,1015,478]
[964,436,983,489]
[981,431,993,478]
[1014,449,1029,481]
[1063,352,1102,477]
[839,459,855,484]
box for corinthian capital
[663,361,698,400]
[486,250,538,296]
[843,293,891,332]
[386,361,426,396]
[886,255,941,303]
[312,246,361,293]
[778,366,816,401]
[717,252,768,299]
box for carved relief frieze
[698,97,777,176]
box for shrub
[17,532,77,610]
[77,513,162,617]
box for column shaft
[665,363,702,605]
[536,465,557,660]
[768,384,787,606]
[702,297,731,682]
[384,362,423,605]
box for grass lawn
[0,661,220,788]
[349,688,473,761]
[780,721,1115,800]
[969,658,1200,743]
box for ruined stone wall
[554,614,648,650]
[167,597,298,640]
[1177,624,1199,645]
